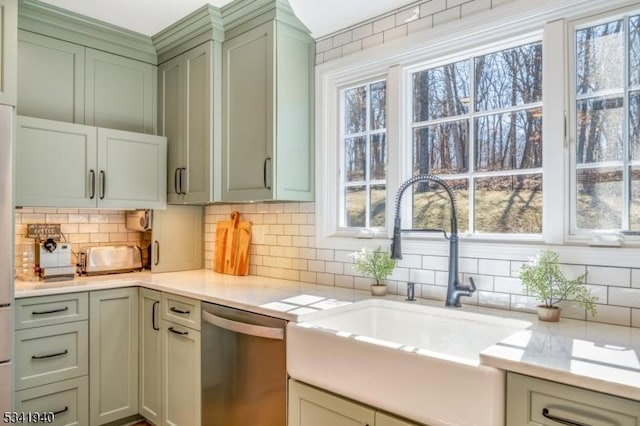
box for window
[572,12,640,233]
[340,80,387,228]
[410,42,543,235]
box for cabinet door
[85,48,156,134]
[139,288,161,425]
[288,380,375,426]
[274,23,314,201]
[97,127,167,209]
[16,116,97,208]
[158,54,184,203]
[182,41,214,204]
[161,320,201,426]
[0,0,17,106]
[507,372,640,425]
[17,31,84,123]
[89,288,139,425]
[222,22,274,202]
[151,205,203,272]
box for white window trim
[315,0,640,266]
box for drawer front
[507,373,640,425]
[162,293,200,331]
[15,322,88,390]
[15,376,89,426]
[15,293,88,329]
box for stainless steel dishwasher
[201,302,287,426]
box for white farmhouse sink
[287,299,531,426]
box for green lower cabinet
[138,289,162,425]
[288,380,419,426]
[89,288,139,425]
[506,372,640,425]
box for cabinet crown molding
[153,4,224,65]
[222,0,310,39]
[18,0,157,64]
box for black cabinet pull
[32,307,69,315]
[169,306,190,315]
[154,241,160,266]
[542,408,589,426]
[99,170,106,199]
[89,170,96,199]
[180,167,187,194]
[32,349,68,360]
[168,326,188,336]
[174,168,180,195]
[152,301,159,331]
[52,406,69,416]
[263,157,272,190]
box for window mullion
[468,59,476,234]
[622,15,631,231]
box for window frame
[567,4,640,242]
[315,0,640,255]
[401,35,545,238]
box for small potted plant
[519,250,597,322]
[352,247,396,296]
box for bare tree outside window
[575,14,640,231]
[411,41,543,234]
[341,81,387,228]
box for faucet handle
[468,277,476,292]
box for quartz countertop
[15,269,640,402]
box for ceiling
[38,0,418,38]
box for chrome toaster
[77,245,143,275]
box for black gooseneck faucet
[390,175,476,307]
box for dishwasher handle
[202,310,284,340]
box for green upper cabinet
[16,116,167,209]
[0,0,17,106]
[85,48,156,134]
[17,30,84,123]
[222,0,314,202]
[17,2,158,132]
[158,41,221,204]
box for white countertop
[15,269,640,402]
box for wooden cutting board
[214,211,251,275]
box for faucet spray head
[390,216,402,259]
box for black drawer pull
[32,349,69,360]
[542,408,589,426]
[168,326,188,336]
[169,307,190,315]
[32,307,69,315]
[52,406,69,416]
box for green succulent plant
[352,247,396,285]
[520,250,597,316]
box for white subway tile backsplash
[510,295,538,313]
[325,261,344,275]
[422,255,449,271]
[332,31,353,47]
[459,257,478,274]
[494,276,524,295]
[434,270,449,286]
[408,16,433,34]
[422,284,447,301]
[373,15,396,33]
[587,305,631,327]
[316,249,334,261]
[420,0,447,17]
[362,33,384,50]
[335,274,355,289]
[384,25,408,42]
[395,6,420,25]
[342,40,363,56]
[397,254,421,269]
[461,0,491,17]
[409,269,435,284]
[463,274,493,291]
[324,46,343,62]
[478,291,510,309]
[479,259,510,277]
[352,23,374,40]
[608,287,640,309]
[632,269,640,289]
[633,309,640,328]
[587,266,630,287]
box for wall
[14,208,146,275]
[204,203,640,328]
[314,0,517,65]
